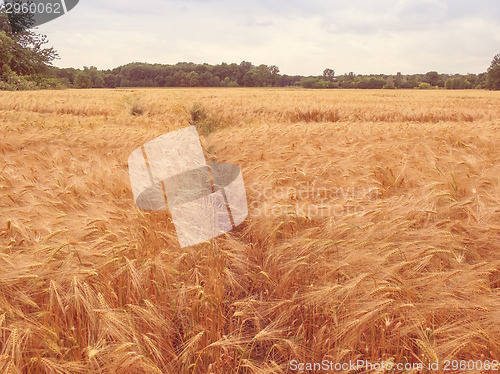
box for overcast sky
[36,0,500,76]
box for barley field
[1,88,500,373]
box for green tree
[338,72,355,88]
[487,53,500,90]
[0,8,57,80]
[238,61,253,85]
[357,76,386,89]
[474,73,487,89]
[394,72,404,88]
[87,66,105,88]
[323,68,335,81]
[423,71,439,87]
[242,69,262,87]
[0,31,15,77]
[186,71,200,87]
[405,75,419,88]
[383,76,395,89]
[93,73,105,88]
[452,77,465,89]
[269,65,280,86]
[241,65,272,87]
[300,77,320,88]
[74,71,92,88]
[103,73,117,88]
[198,72,219,87]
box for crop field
[1,88,500,373]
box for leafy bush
[418,82,432,89]
[0,72,38,90]
[300,77,338,89]
[221,77,238,87]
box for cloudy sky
[36,0,500,75]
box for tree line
[55,62,296,89]
[53,62,500,90]
[1,7,500,91]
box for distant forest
[1,8,500,91]
[53,62,493,90]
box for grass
[0,88,500,372]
